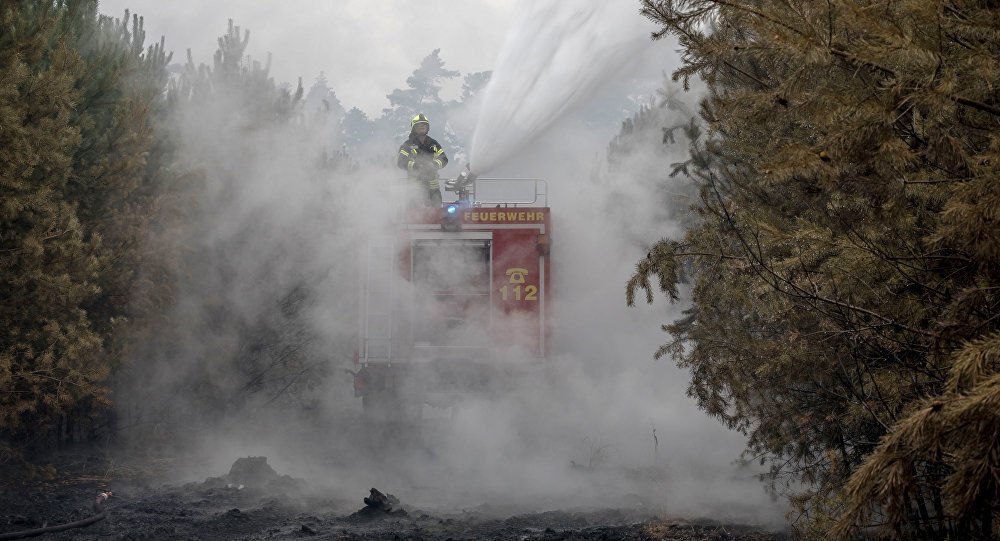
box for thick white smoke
[469,0,654,173]
[112,3,786,528]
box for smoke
[117,2,786,529]
[469,0,654,174]
[372,106,784,520]
[97,0,516,116]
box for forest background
[1,1,997,539]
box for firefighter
[397,113,448,205]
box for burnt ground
[1,413,788,541]
[0,458,788,541]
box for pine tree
[632,0,999,537]
[345,51,485,165]
[116,19,344,439]
[62,8,173,399]
[1,1,104,443]
[460,71,491,102]
[606,90,700,245]
[304,71,345,119]
[302,71,349,167]
[1,1,175,447]
[341,106,374,154]
[380,48,460,144]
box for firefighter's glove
[412,160,436,179]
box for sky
[98,0,520,116]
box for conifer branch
[638,1,1000,536]
[950,95,1000,118]
[706,0,1000,119]
[673,251,745,260]
[708,172,939,340]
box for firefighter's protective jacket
[397,133,448,190]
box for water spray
[469,0,654,174]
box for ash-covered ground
[2,400,789,541]
[1,427,789,541]
[0,473,787,541]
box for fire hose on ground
[0,491,112,540]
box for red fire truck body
[353,180,551,409]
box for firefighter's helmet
[411,113,430,128]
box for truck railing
[463,177,548,208]
[391,176,548,208]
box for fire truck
[352,174,551,418]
